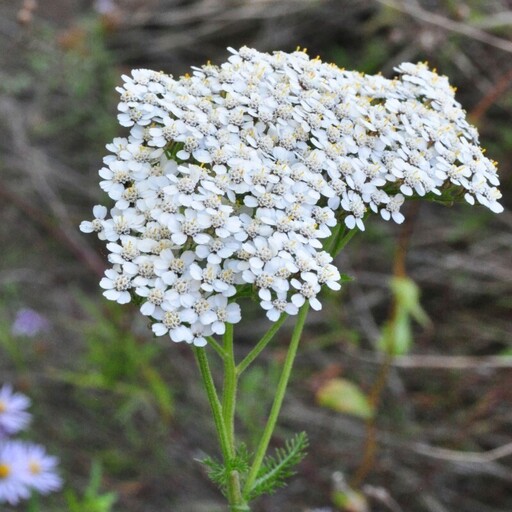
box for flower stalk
[81,45,503,510]
[243,303,310,498]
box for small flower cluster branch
[81,46,503,347]
[0,384,62,505]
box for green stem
[325,221,345,255]
[222,323,237,452]
[195,345,249,510]
[332,225,359,256]
[229,471,250,512]
[236,314,288,376]
[243,303,310,498]
[194,347,231,462]
[206,335,228,359]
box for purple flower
[94,0,117,14]
[0,440,62,504]
[18,442,62,496]
[11,308,50,337]
[0,385,31,439]
[0,440,31,505]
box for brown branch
[470,67,512,123]
[351,203,421,487]
[413,441,512,464]
[344,350,512,369]
[391,354,512,369]
[0,182,105,278]
[375,0,512,54]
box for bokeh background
[1,1,511,511]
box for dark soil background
[0,1,511,511]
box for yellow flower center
[29,460,41,475]
[0,463,10,479]
[0,400,6,413]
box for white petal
[193,336,208,347]
[211,321,226,335]
[100,278,114,290]
[171,326,192,342]
[310,298,322,311]
[258,288,271,301]
[181,309,197,323]
[172,233,188,246]
[193,149,212,163]
[79,221,94,233]
[103,289,119,301]
[152,324,168,336]
[200,311,217,325]
[117,291,132,304]
[140,302,155,316]
[266,309,280,321]
[344,216,356,229]
[291,294,305,307]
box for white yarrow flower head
[80,47,503,347]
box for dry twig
[375,0,512,54]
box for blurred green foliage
[57,296,173,425]
[378,276,430,356]
[0,0,511,510]
[316,378,374,419]
[63,461,117,512]
[4,17,118,167]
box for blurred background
[0,0,511,511]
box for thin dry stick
[391,354,512,369]
[340,349,512,369]
[470,67,512,123]
[413,441,512,464]
[351,202,421,487]
[0,183,105,278]
[375,0,512,54]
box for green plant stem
[229,471,250,512]
[197,335,249,511]
[243,303,310,498]
[325,222,345,255]
[332,225,359,256]
[236,314,288,376]
[206,335,228,359]
[222,323,237,452]
[27,494,39,512]
[194,347,231,462]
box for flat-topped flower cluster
[0,384,61,505]
[81,46,503,346]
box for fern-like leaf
[202,456,227,495]
[248,431,309,500]
[201,444,251,497]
